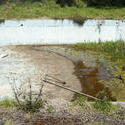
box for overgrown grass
[0,2,125,19]
[75,41,125,59]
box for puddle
[74,60,104,96]
[74,60,116,101]
[0,19,125,45]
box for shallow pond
[0,19,125,45]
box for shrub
[86,0,125,6]
[10,76,44,113]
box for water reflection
[0,19,125,45]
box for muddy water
[0,19,125,45]
[74,60,116,101]
[74,60,104,96]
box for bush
[10,76,44,113]
[56,0,86,7]
[56,0,74,7]
[19,99,43,113]
[86,0,125,6]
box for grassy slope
[0,2,125,19]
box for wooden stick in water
[43,79,100,100]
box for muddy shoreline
[33,45,117,101]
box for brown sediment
[74,60,116,101]
[74,60,103,99]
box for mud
[74,60,117,101]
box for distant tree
[86,0,125,6]
[56,0,74,7]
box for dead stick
[43,80,99,100]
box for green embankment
[0,1,125,19]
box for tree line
[0,0,125,7]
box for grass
[0,98,16,108]
[0,2,125,19]
[75,41,125,59]
[5,120,13,125]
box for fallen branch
[43,79,100,101]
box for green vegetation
[4,120,13,125]
[73,96,117,114]
[0,1,125,19]
[93,100,111,113]
[101,78,125,101]
[74,96,86,107]
[75,41,125,59]
[47,105,55,113]
[18,99,43,113]
[0,98,16,108]
[93,91,112,113]
[73,96,92,111]
[86,0,125,6]
[74,41,125,101]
